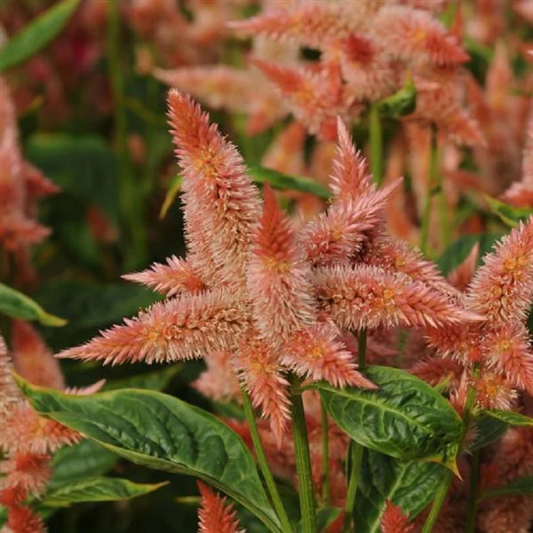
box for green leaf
[0,0,80,73]
[0,282,66,326]
[316,366,462,469]
[103,365,181,392]
[248,166,331,200]
[479,476,533,501]
[354,451,443,533]
[296,507,341,533]
[470,414,508,451]
[43,477,165,507]
[485,196,533,227]
[377,77,417,119]
[26,134,120,223]
[50,440,118,490]
[18,379,281,533]
[437,234,500,276]
[479,409,533,427]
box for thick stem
[422,369,478,533]
[321,401,331,505]
[241,388,293,533]
[342,329,368,532]
[369,102,383,186]
[465,448,481,533]
[290,376,317,533]
[342,441,364,533]
[107,0,146,269]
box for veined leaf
[18,379,281,533]
[0,283,66,326]
[479,476,533,501]
[354,450,442,533]
[480,409,533,427]
[50,440,117,490]
[43,477,165,507]
[0,0,80,73]
[248,166,330,199]
[470,414,508,451]
[316,366,462,468]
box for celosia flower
[11,321,65,390]
[59,91,476,439]
[380,500,414,533]
[4,504,46,533]
[123,255,206,297]
[0,452,51,497]
[197,482,245,533]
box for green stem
[422,368,479,533]
[342,329,368,532]
[420,126,440,256]
[342,441,364,533]
[420,469,453,533]
[465,448,481,533]
[321,400,331,505]
[369,102,383,186]
[290,375,317,533]
[241,388,293,533]
[107,0,146,269]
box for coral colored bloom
[197,482,244,533]
[123,255,205,297]
[380,500,414,533]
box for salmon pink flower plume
[58,91,477,439]
[380,500,414,533]
[197,481,245,533]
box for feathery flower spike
[197,481,245,533]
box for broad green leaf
[485,196,533,227]
[43,477,165,507]
[470,414,508,451]
[480,409,533,427]
[0,283,66,326]
[479,476,533,501]
[50,440,117,490]
[26,134,119,223]
[248,166,331,200]
[354,451,442,533]
[0,0,80,73]
[103,365,181,392]
[317,367,462,468]
[377,77,417,118]
[18,380,281,533]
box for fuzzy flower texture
[58,91,481,444]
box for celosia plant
[5,1,533,532]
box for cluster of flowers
[54,89,533,531]
[0,323,100,533]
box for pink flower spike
[248,184,316,345]
[123,256,205,297]
[234,334,291,446]
[6,505,46,533]
[197,481,245,533]
[167,90,260,287]
[380,500,414,533]
[314,265,482,331]
[482,323,533,394]
[466,217,533,322]
[330,118,374,201]
[1,452,51,497]
[56,289,247,365]
[281,323,376,389]
[11,321,65,390]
